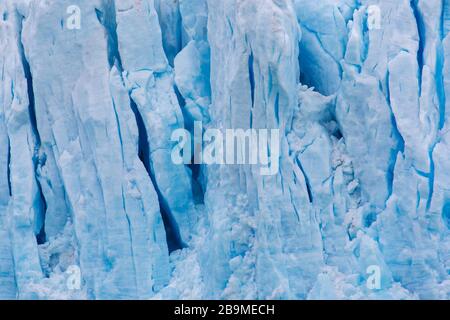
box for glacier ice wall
[0,0,449,299]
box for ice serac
[429,0,450,293]
[336,3,400,211]
[2,0,170,299]
[0,8,14,298]
[154,0,183,66]
[376,0,446,299]
[114,0,196,246]
[334,0,449,298]
[434,3,450,228]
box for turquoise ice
[0,0,448,299]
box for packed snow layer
[0,0,448,299]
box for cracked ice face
[0,0,448,300]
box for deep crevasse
[0,0,448,299]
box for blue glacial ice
[0,0,449,299]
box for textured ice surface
[0,0,449,299]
